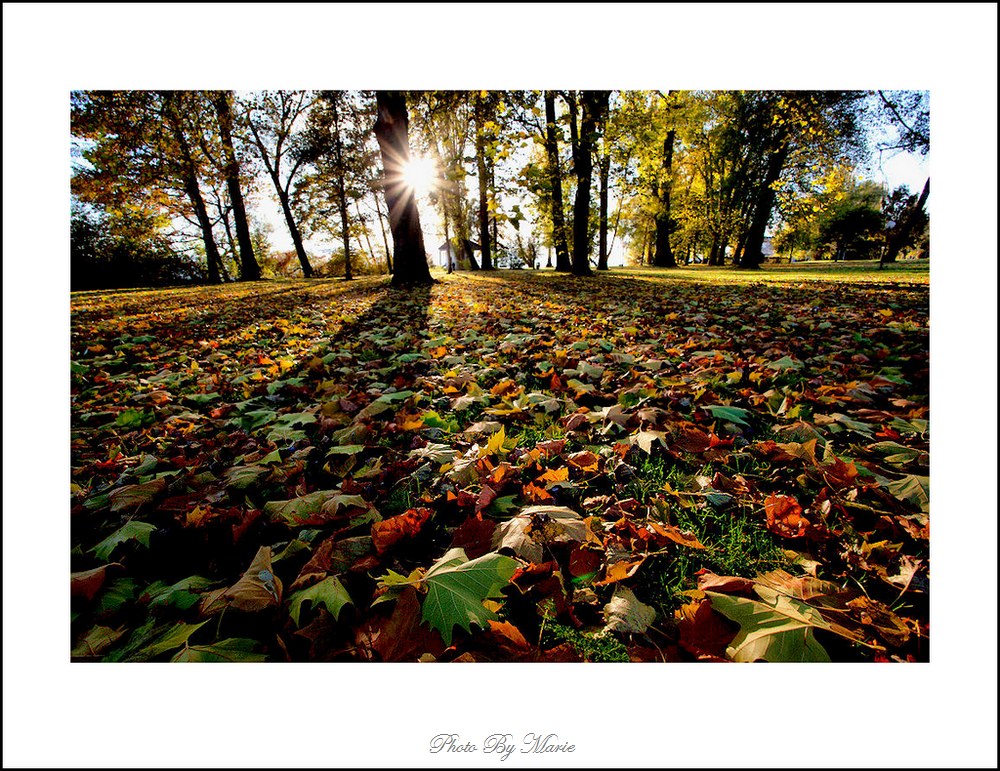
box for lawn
[70,264,929,662]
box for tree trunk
[597,143,610,270]
[882,177,929,266]
[330,99,352,281]
[474,94,494,270]
[738,144,788,269]
[652,129,678,268]
[163,96,223,284]
[464,239,480,270]
[373,91,432,285]
[371,187,392,273]
[212,91,260,280]
[355,198,377,271]
[544,91,571,272]
[276,190,313,277]
[571,91,608,276]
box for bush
[71,207,204,290]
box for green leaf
[703,405,752,428]
[288,576,353,626]
[172,638,266,662]
[108,478,166,512]
[224,464,270,491]
[115,408,154,429]
[886,474,929,513]
[263,490,369,525]
[868,441,925,466]
[72,625,126,658]
[143,576,215,610]
[91,520,157,561]
[766,355,802,371]
[138,621,209,660]
[421,548,518,646]
[227,409,277,431]
[94,578,139,616]
[706,588,831,662]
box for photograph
[69,87,930,664]
[4,4,996,768]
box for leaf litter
[70,270,929,661]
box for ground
[70,262,929,662]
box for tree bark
[881,177,929,265]
[162,95,223,284]
[652,129,678,268]
[597,143,610,270]
[371,187,392,273]
[544,91,571,272]
[330,97,352,281]
[738,144,789,269]
[275,190,312,277]
[373,91,432,285]
[571,91,608,276]
[474,94,494,270]
[212,91,260,280]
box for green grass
[611,259,929,286]
[623,454,787,618]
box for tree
[881,177,929,265]
[161,91,225,283]
[473,90,496,270]
[373,91,432,285]
[569,91,609,276]
[543,91,572,272]
[211,91,260,280]
[244,90,315,277]
[736,91,867,268]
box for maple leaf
[288,576,352,626]
[705,589,833,662]
[420,548,518,646]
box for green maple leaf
[91,520,157,561]
[705,588,832,662]
[421,548,518,646]
[172,638,266,662]
[288,576,352,626]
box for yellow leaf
[481,425,507,458]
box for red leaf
[450,514,497,560]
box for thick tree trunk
[597,145,610,270]
[544,91,571,272]
[330,99,352,281]
[275,190,312,277]
[738,144,789,269]
[652,129,678,268]
[212,92,260,280]
[571,91,608,276]
[882,177,929,266]
[163,96,223,284]
[373,91,432,286]
[464,239,480,270]
[185,178,222,284]
[474,95,494,270]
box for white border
[3,3,997,768]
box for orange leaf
[537,466,569,484]
[594,557,644,586]
[371,507,433,554]
[647,520,706,549]
[764,494,811,538]
[567,450,600,473]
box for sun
[401,155,438,196]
